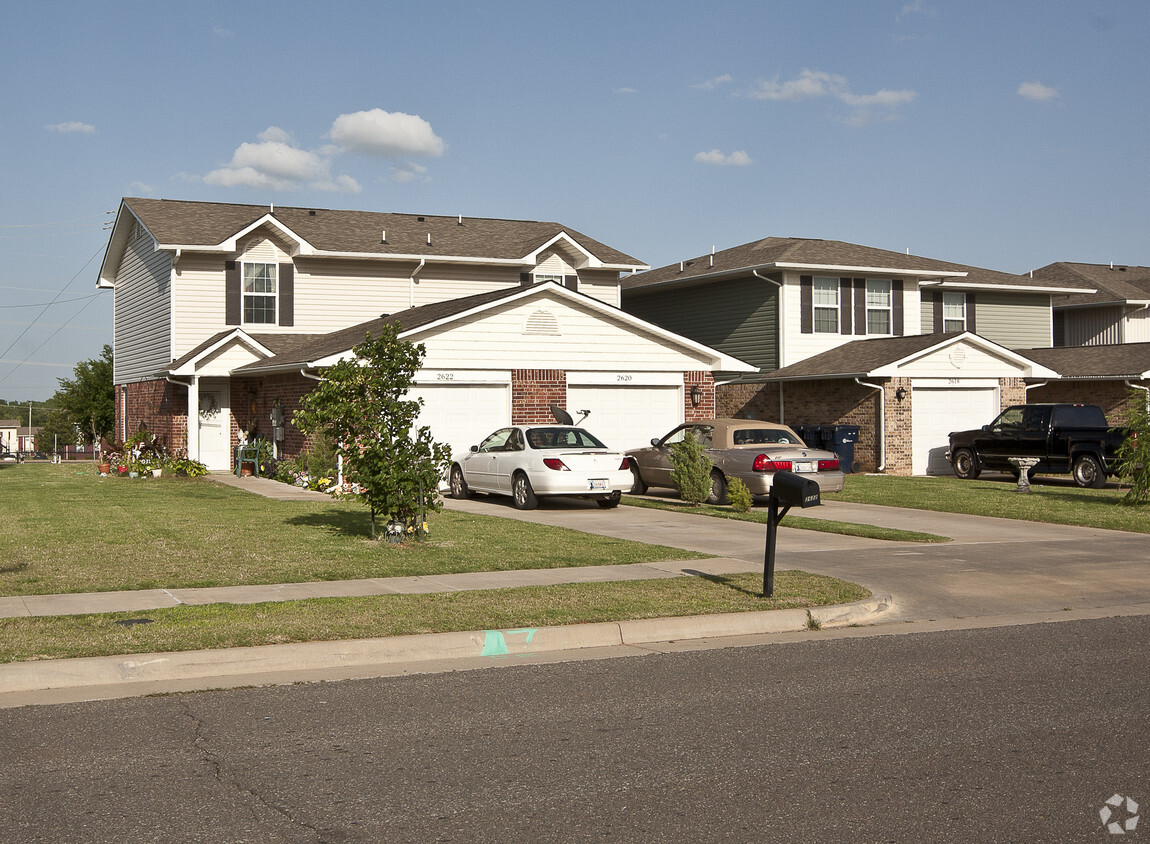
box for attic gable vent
[524,309,561,336]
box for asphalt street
[1,615,1146,842]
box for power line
[1,294,102,308]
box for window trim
[865,279,892,335]
[242,261,278,325]
[812,276,840,334]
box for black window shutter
[839,278,852,335]
[800,275,813,334]
[933,291,944,333]
[892,280,904,336]
[225,261,240,325]
[854,278,866,335]
[966,292,976,333]
[278,263,294,326]
[520,272,531,286]
[563,275,577,290]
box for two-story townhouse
[621,237,1088,475]
[98,198,752,470]
[1030,262,1150,347]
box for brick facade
[511,370,567,424]
[1027,380,1146,426]
[116,379,188,453]
[684,371,715,421]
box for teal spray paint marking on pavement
[481,628,539,657]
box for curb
[0,594,892,696]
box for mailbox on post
[763,470,821,597]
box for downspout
[855,378,886,471]
[1126,380,1150,412]
[1024,380,1047,398]
[299,368,339,483]
[409,258,426,309]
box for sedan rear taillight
[543,458,570,471]
[753,455,792,472]
[818,459,840,471]
[618,458,630,471]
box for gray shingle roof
[1014,343,1150,378]
[622,236,1087,293]
[122,198,644,267]
[1033,262,1150,307]
[168,331,329,371]
[749,333,967,380]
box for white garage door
[566,384,683,451]
[407,383,510,461]
[912,386,998,476]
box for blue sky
[2,0,1147,401]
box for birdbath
[1008,457,1041,493]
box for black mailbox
[770,470,820,508]
[763,471,822,597]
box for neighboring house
[1031,262,1150,347]
[621,237,1092,475]
[16,427,39,452]
[0,420,17,453]
[98,198,751,470]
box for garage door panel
[566,385,682,451]
[408,384,509,460]
[912,387,997,476]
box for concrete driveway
[442,493,1150,624]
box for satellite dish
[550,405,574,425]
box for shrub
[1113,387,1150,505]
[727,477,754,512]
[670,431,713,505]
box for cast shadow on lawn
[684,569,761,598]
[285,508,375,539]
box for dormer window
[243,263,277,324]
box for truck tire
[1072,454,1107,489]
[952,448,981,480]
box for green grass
[0,463,710,596]
[823,473,1150,533]
[620,495,950,543]
[0,571,869,663]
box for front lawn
[0,463,708,596]
[824,473,1149,533]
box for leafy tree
[670,431,714,505]
[53,345,114,452]
[1113,387,1150,505]
[293,325,452,540]
[35,409,79,452]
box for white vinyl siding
[413,293,713,372]
[113,222,172,383]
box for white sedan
[448,425,632,510]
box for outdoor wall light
[895,386,908,402]
[690,385,704,407]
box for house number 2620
[616,374,633,382]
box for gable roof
[622,236,1090,295]
[740,332,1058,381]
[99,198,647,285]
[1015,343,1150,380]
[1032,262,1150,308]
[234,280,755,374]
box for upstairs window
[243,263,277,324]
[813,277,839,333]
[942,292,966,332]
[866,279,891,334]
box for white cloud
[1018,81,1060,102]
[746,69,916,125]
[897,0,936,22]
[692,74,733,91]
[204,126,361,193]
[390,163,429,183]
[128,181,155,195]
[329,109,446,158]
[613,86,638,95]
[46,121,95,134]
[694,149,753,166]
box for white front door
[197,381,231,471]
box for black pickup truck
[947,403,1128,488]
